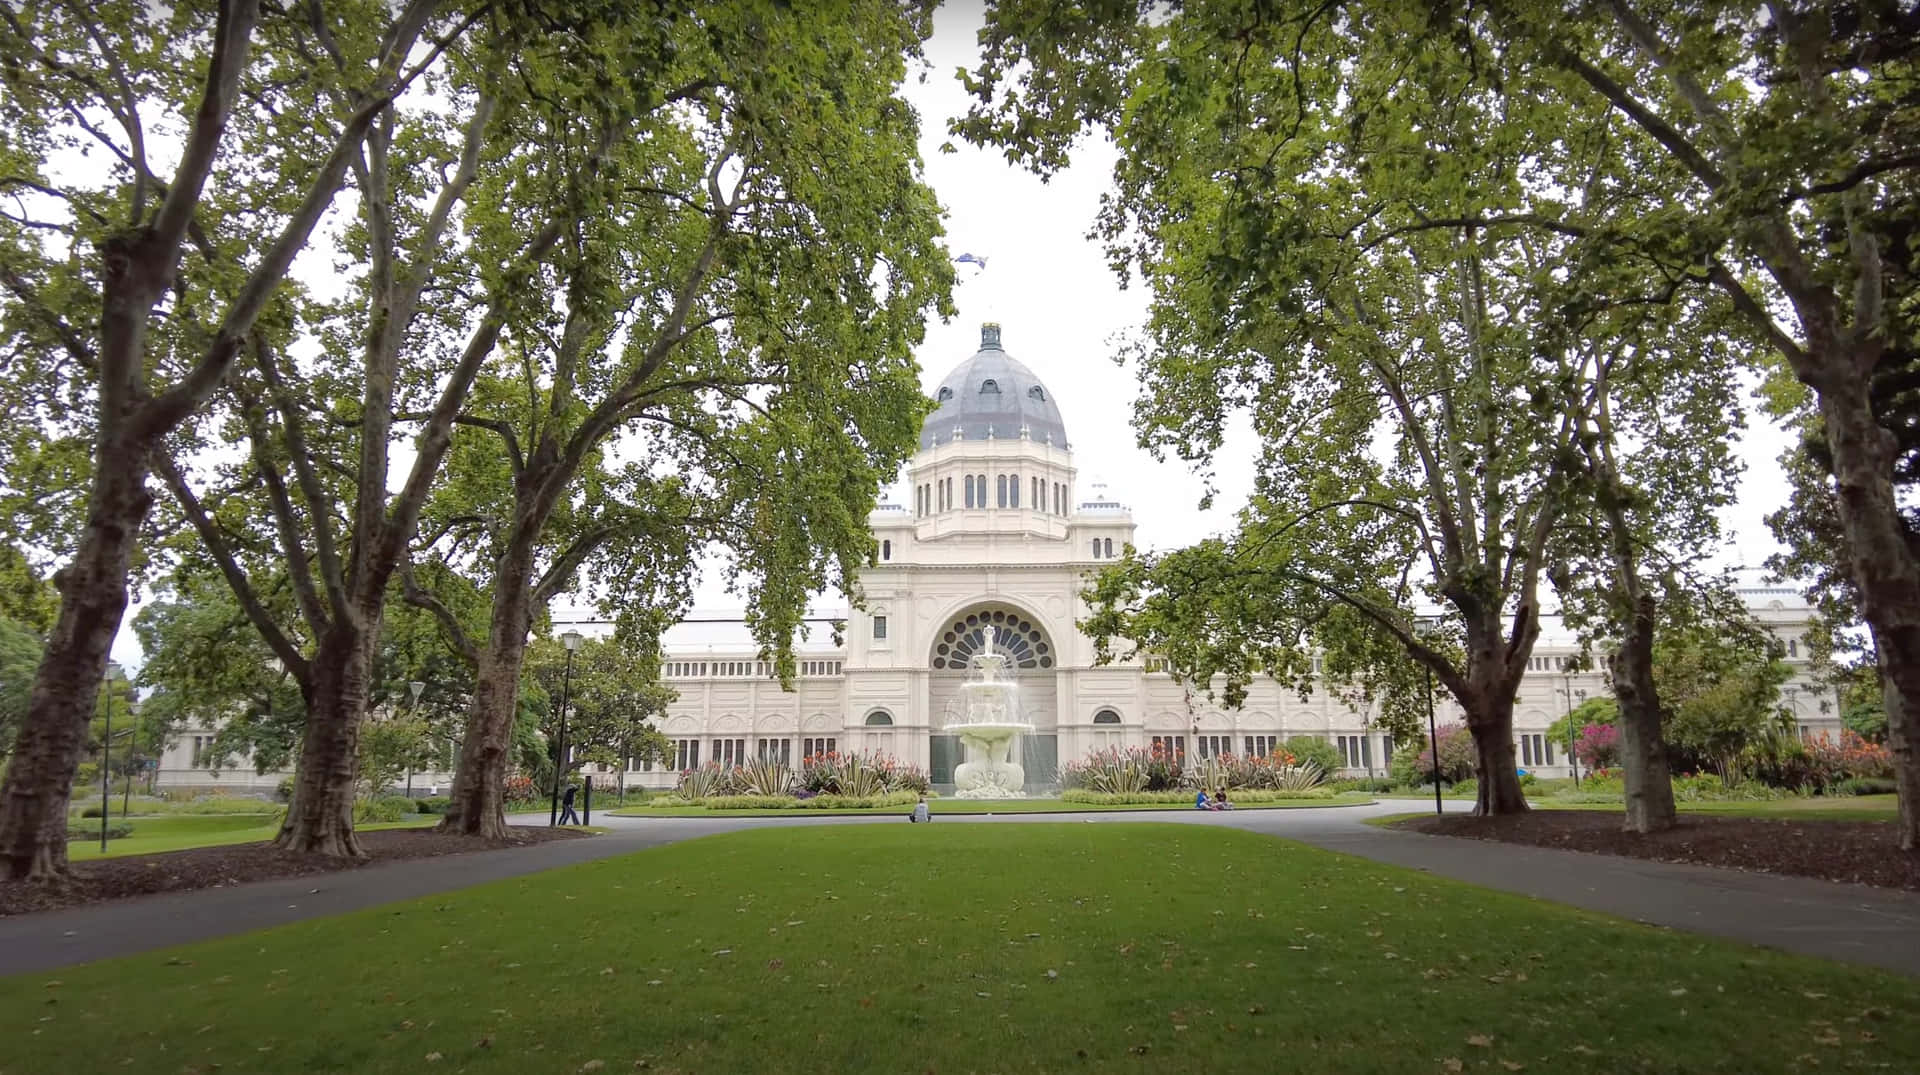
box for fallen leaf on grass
[425,1053,443,1063]
[581,1062,605,1072]
[1466,1034,1493,1047]
[1500,1062,1525,1071]
[1441,1059,1463,1073]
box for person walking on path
[558,783,581,825]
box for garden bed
[1392,809,1920,892]
[0,825,589,917]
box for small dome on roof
[919,324,1069,451]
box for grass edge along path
[5,824,1916,1074]
[614,792,1376,818]
[67,814,441,861]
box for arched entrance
[927,603,1059,790]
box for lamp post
[405,680,425,798]
[1414,615,1445,817]
[100,671,113,852]
[549,629,584,826]
[1561,670,1580,789]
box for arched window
[944,476,952,510]
[976,474,986,503]
[1091,538,1101,558]
[932,607,1053,670]
[980,378,1000,394]
[865,710,894,726]
[1093,709,1121,725]
[937,386,954,402]
[997,474,1007,507]
[1104,538,1114,558]
[965,474,975,508]
[882,539,891,561]
[1028,385,1046,401]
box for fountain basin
[952,721,1033,798]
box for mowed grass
[617,792,1374,817]
[66,814,439,861]
[7,826,1918,1074]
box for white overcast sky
[110,3,1796,665]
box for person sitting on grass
[1195,789,1212,810]
[1216,789,1235,810]
[910,794,930,824]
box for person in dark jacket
[559,782,581,825]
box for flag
[954,253,988,269]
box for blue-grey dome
[919,324,1069,451]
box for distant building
[156,326,1840,793]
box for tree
[522,634,673,795]
[413,0,951,837]
[0,547,55,634]
[152,6,698,857]
[1488,2,1920,847]
[988,8,1622,815]
[0,0,453,880]
[1656,616,1792,782]
[0,617,42,761]
[1546,696,1620,756]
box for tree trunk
[275,626,374,856]
[1816,367,1920,851]
[1465,718,1530,815]
[1609,593,1675,833]
[439,537,541,839]
[0,442,152,880]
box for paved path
[3,801,1918,979]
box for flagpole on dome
[952,250,996,343]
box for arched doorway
[927,603,1059,789]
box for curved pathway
[3,800,1917,978]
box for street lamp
[1560,668,1581,789]
[405,680,425,798]
[100,671,114,852]
[549,629,584,826]
[1414,615,1445,817]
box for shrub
[793,751,928,796]
[1448,778,1478,799]
[1831,776,1898,796]
[1329,777,1395,793]
[737,758,794,797]
[677,761,736,799]
[168,796,280,814]
[1061,747,1151,794]
[503,775,539,803]
[664,791,918,811]
[275,777,296,803]
[414,797,452,815]
[354,796,413,823]
[66,821,133,841]
[1518,771,1538,786]
[1413,724,1477,784]
[1282,736,1342,776]
[1576,724,1622,769]
[1059,788,1335,805]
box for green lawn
[9,825,1918,1073]
[67,814,439,861]
[616,792,1374,817]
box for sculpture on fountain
[946,644,1034,798]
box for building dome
[919,324,1069,451]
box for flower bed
[1060,745,1325,794]
[650,791,919,810]
[670,751,929,801]
[1060,788,1336,806]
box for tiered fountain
[945,645,1034,798]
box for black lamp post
[548,629,583,826]
[1561,671,1581,789]
[100,672,113,852]
[1415,615,1444,817]
[405,679,425,798]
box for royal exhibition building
[156,325,1841,795]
